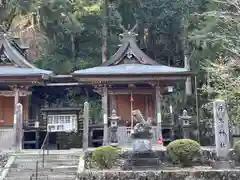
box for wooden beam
[0,90,31,97]
[107,88,155,95]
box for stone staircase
[5,153,80,180]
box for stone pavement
[1,150,83,180]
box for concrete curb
[0,156,15,180]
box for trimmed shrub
[92,146,119,169]
[233,141,240,162]
[167,139,201,167]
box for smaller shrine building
[72,30,192,144]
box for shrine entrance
[115,94,155,127]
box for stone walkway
[0,150,83,180]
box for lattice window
[47,115,75,124]
[47,114,77,132]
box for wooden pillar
[144,95,149,119]
[13,88,19,127]
[156,84,163,145]
[102,85,108,145]
[15,103,23,151]
[109,94,116,112]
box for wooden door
[2,97,14,126]
[133,94,145,118]
[115,95,131,125]
[0,96,4,124]
[133,94,155,121]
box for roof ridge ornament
[119,23,138,37]
[0,30,16,40]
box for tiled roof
[0,66,52,76]
[0,38,36,68]
[101,32,158,66]
[0,37,53,78]
[73,64,189,76]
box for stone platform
[122,150,161,170]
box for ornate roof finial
[119,23,138,37]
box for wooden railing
[23,119,47,129]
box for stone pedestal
[132,139,152,152]
[122,138,160,170]
[122,150,160,170]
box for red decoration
[157,138,163,143]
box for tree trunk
[182,17,192,96]
[102,0,108,63]
[71,34,76,70]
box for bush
[167,139,201,167]
[92,146,119,169]
[233,141,240,162]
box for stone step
[15,156,80,160]
[130,166,162,170]
[13,160,79,163]
[6,175,76,180]
[9,166,77,172]
[7,171,77,177]
[5,154,80,180]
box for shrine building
[0,30,192,149]
[72,30,191,145]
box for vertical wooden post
[130,91,133,129]
[13,88,19,125]
[13,87,20,151]
[102,85,108,145]
[83,102,89,151]
[109,94,116,112]
[156,84,163,146]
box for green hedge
[167,139,201,167]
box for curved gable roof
[0,37,52,79]
[73,31,190,79]
[101,32,158,66]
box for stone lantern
[109,109,119,146]
[179,109,192,139]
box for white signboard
[47,114,77,132]
[213,100,230,158]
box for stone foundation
[84,148,232,169]
[78,170,240,180]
